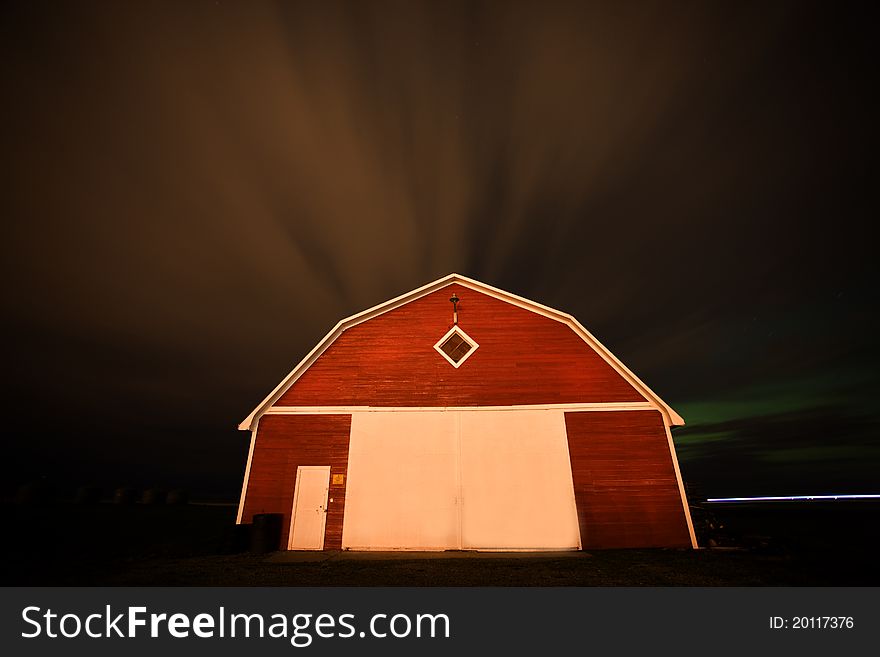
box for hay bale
[14,480,57,505]
[141,488,167,505]
[75,486,102,505]
[113,487,138,505]
[166,489,189,505]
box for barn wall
[564,410,691,548]
[241,414,352,550]
[274,285,644,407]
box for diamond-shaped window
[440,333,472,363]
[433,327,478,368]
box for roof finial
[449,292,460,325]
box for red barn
[236,274,696,551]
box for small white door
[288,466,331,550]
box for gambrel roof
[239,273,685,430]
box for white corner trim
[432,325,479,369]
[238,273,685,431]
[235,417,259,524]
[663,421,699,549]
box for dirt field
[3,502,878,586]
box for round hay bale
[113,487,138,505]
[14,480,57,505]
[141,488,167,505]
[75,486,102,505]
[166,489,189,505]
[141,488,168,506]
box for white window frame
[433,326,479,368]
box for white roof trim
[238,273,685,430]
[264,402,659,414]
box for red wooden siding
[564,410,691,548]
[275,285,643,407]
[241,414,352,550]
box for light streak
[706,494,880,503]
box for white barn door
[288,466,331,550]
[342,409,580,551]
[342,412,460,550]
[459,410,581,550]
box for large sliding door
[459,410,580,550]
[342,409,580,551]
[342,411,460,550]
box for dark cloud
[2,0,877,498]
[676,405,880,498]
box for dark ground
[2,501,878,586]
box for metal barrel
[250,513,283,553]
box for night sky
[3,0,877,501]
